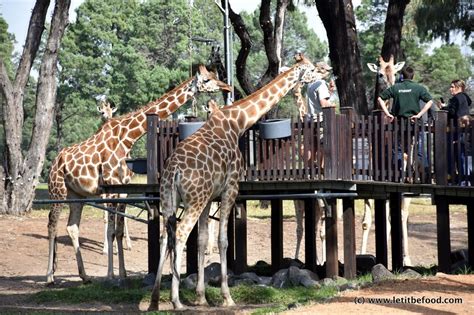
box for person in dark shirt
[378,66,433,122]
[377,66,434,182]
[439,79,472,185]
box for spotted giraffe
[46,66,231,285]
[366,55,412,266]
[149,54,330,310]
[95,99,133,254]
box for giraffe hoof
[222,298,236,307]
[82,277,92,284]
[195,297,209,306]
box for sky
[0,0,331,54]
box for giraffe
[96,99,117,121]
[95,99,132,254]
[46,65,231,285]
[149,54,330,310]
[366,55,413,266]
[292,82,326,262]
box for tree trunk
[0,0,71,214]
[315,0,368,115]
[226,1,255,96]
[381,0,410,62]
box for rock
[205,262,222,285]
[400,268,421,279]
[371,264,394,283]
[299,269,320,281]
[339,282,359,291]
[231,278,255,287]
[300,277,321,288]
[239,272,262,284]
[288,266,302,286]
[142,273,156,286]
[182,273,197,290]
[320,277,336,286]
[271,268,290,288]
[356,254,377,274]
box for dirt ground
[0,204,472,313]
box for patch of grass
[31,276,345,311]
[32,278,147,304]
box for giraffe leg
[361,199,373,254]
[318,204,326,265]
[401,197,412,266]
[385,200,391,245]
[46,203,62,284]
[106,206,116,279]
[102,210,109,255]
[218,188,238,308]
[66,202,90,283]
[313,201,322,264]
[293,200,304,260]
[196,203,212,306]
[123,215,132,250]
[115,203,127,278]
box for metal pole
[223,0,234,105]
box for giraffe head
[193,65,232,93]
[367,55,405,89]
[293,53,332,84]
[96,99,117,121]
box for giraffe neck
[108,77,195,149]
[222,67,300,135]
[294,82,306,121]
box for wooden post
[468,202,474,271]
[146,114,160,274]
[390,192,403,271]
[343,197,356,279]
[374,199,388,267]
[323,107,336,179]
[435,111,448,185]
[340,107,354,180]
[233,201,248,274]
[435,195,451,273]
[325,198,338,277]
[271,199,283,273]
[304,198,317,271]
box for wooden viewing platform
[101,107,474,279]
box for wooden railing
[146,108,473,186]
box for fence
[147,108,473,186]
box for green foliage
[414,0,472,42]
[356,0,471,107]
[419,44,472,101]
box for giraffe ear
[367,63,378,72]
[96,106,101,113]
[112,107,118,114]
[394,61,405,72]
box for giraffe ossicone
[46,66,231,285]
[149,54,331,310]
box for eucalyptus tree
[0,0,71,215]
[314,0,369,114]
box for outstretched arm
[411,100,433,122]
[378,97,394,122]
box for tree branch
[259,0,279,87]
[0,60,13,104]
[26,0,71,183]
[14,0,50,92]
[223,0,255,95]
